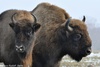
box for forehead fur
[70,19,87,30]
[13,10,34,23]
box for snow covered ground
[60,52,100,67]
[87,52,100,57]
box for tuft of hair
[70,19,87,30]
[13,10,35,23]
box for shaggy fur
[0,10,40,67]
[31,2,92,67]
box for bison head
[9,12,40,54]
[60,16,92,61]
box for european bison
[31,3,92,67]
[0,10,40,67]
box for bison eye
[26,31,32,36]
[73,34,81,41]
[24,30,32,37]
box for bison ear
[61,18,73,31]
[9,23,15,29]
[33,23,41,32]
[82,16,86,22]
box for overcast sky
[0,0,100,27]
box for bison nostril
[86,48,91,55]
[15,45,25,53]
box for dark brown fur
[31,2,92,67]
[0,10,40,67]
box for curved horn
[61,18,73,31]
[31,14,37,23]
[11,13,17,23]
[65,18,71,26]
[65,18,73,31]
[82,16,86,22]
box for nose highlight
[15,45,25,53]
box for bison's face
[9,21,40,53]
[14,24,33,53]
[9,14,40,54]
[61,16,92,61]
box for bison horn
[11,13,17,23]
[66,18,73,31]
[62,18,73,31]
[82,16,86,22]
[31,14,37,24]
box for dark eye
[73,34,81,41]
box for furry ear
[9,23,19,33]
[9,23,15,29]
[33,23,41,32]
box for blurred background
[0,0,100,66]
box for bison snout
[15,45,25,53]
[85,47,91,55]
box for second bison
[31,3,92,67]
